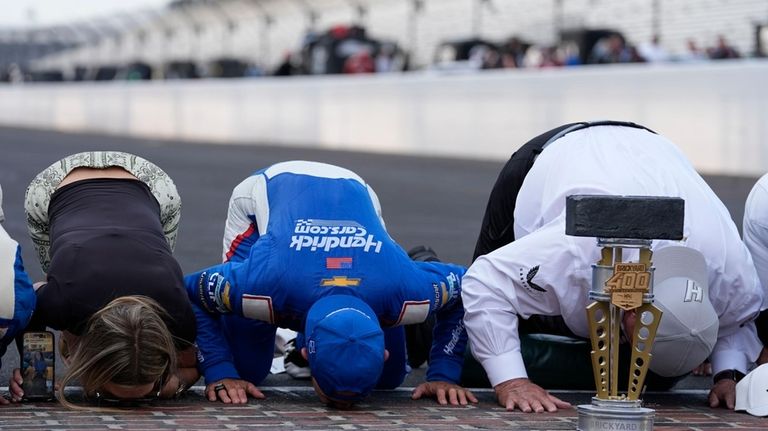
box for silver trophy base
[577,397,655,431]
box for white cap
[736,364,768,416]
[649,246,718,377]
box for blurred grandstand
[1,0,768,81]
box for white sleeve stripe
[242,294,275,324]
[394,300,431,326]
[253,175,270,236]
[0,232,17,320]
[222,175,270,260]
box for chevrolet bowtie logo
[321,276,361,287]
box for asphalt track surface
[0,126,764,429]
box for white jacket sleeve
[707,240,764,374]
[221,175,269,261]
[710,322,762,375]
[744,173,768,304]
[461,221,587,387]
[462,257,528,385]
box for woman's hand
[8,368,24,402]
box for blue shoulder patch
[197,271,232,314]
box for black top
[32,178,196,348]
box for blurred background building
[1,0,767,81]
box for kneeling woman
[11,152,197,406]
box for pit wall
[0,61,766,176]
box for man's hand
[411,381,478,406]
[708,379,737,409]
[8,368,23,402]
[205,378,264,404]
[494,378,571,413]
[692,362,712,376]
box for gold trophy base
[577,398,654,431]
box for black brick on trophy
[565,195,684,240]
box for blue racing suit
[0,225,36,369]
[185,161,467,388]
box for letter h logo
[683,280,703,303]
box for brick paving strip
[1,387,766,430]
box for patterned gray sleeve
[24,158,67,272]
[24,151,182,272]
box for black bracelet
[713,369,745,383]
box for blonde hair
[57,295,178,408]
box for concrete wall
[1,60,766,176]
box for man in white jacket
[743,173,768,365]
[462,121,764,413]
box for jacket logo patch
[290,219,382,253]
[326,257,353,269]
[320,276,361,287]
[519,265,547,294]
[442,272,460,305]
[198,271,231,313]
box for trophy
[565,195,685,431]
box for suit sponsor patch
[443,321,465,356]
[197,271,232,314]
[519,265,547,295]
[326,257,353,269]
[443,272,460,304]
[320,276,361,287]
[290,219,382,253]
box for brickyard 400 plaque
[605,263,650,310]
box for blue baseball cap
[304,294,385,402]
